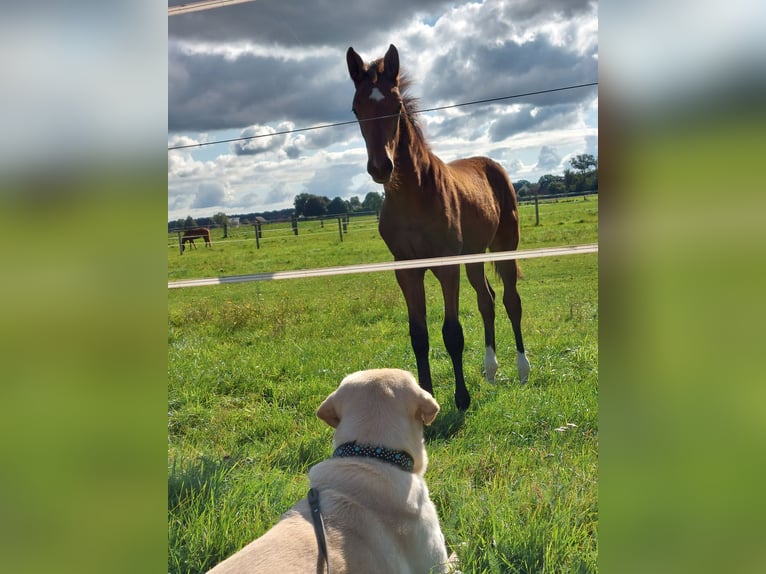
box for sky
[168,0,598,221]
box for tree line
[169,154,597,231]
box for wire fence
[167,192,597,250]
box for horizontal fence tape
[169,0,258,16]
[168,243,597,289]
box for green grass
[168,196,598,573]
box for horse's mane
[398,72,428,147]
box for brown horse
[181,227,211,253]
[347,44,530,410]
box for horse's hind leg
[465,262,498,383]
[395,268,434,398]
[432,264,469,410]
[495,259,530,384]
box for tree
[513,180,532,199]
[303,195,330,217]
[361,191,384,212]
[563,169,576,192]
[183,215,197,229]
[212,211,229,237]
[293,193,312,217]
[537,174,564,193]
[212,212,229,227]
[348,196,362,212]
[327,196,348,215]
[570,154,597,178]
[569,154,597,192]
[548,181,566,195]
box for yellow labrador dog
[206,368,450,574]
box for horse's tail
[489,259,524,280]
[487,159,523,279]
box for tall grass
[169,197,598,573]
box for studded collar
[332,441,414,472]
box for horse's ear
[316,392,341,428]
[346,47,366,84]
[383,44,399,84]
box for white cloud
[536,145,562,170]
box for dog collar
[332,441,414,472]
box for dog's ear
[416,390,440,426]
[316,392,340,428]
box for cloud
[192,182,228,209]
[232,124,289,156]
[488,103,582,142]
[168,0,454,46]
[585,134,598,156]
[420,36,597,108]
[536,145,562,170]
[168,42,351,133]
[304,162,364,199]
[265,182,295,206]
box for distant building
[229,216,240,227]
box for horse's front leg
[394,268,433,396]
[432,265,469,410]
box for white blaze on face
[370,87,385,102]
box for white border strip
[169,0,257,16]
[168,243,597,289]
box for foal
[347,44,530,410]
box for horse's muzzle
[367,158,393,184]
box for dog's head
[316,369,439,475]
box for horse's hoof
[455,391,470,411]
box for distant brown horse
[347,44,530,410]
[181,227,211,253]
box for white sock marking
[517,351,530,384]
[370,87,385,101]
[484,346,498,383]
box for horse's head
[347,44,403,184]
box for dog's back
[206,501,318,573]
[206,369,449,574]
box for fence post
[337,217,343,242]
[534,190,540,226]
[254,223,261,249]
[342,214,348,233]
[291,217,298,236]
[177,231,183,255]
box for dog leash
[308,488,330,574]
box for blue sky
[168,0,598,221]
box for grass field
[168,196,598,573]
